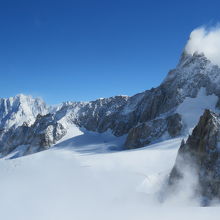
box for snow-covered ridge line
[0,94,49,130]
[1,52,220,157]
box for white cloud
[185,25,220,66]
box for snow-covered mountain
[1,50,220,157]
[0,94,48,130]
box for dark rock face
[167,113,183,138]
[72,53,220,150]
[73,95,133,136]
[168,109,220,202]
[124,119,167,149]
[124,113,183,149]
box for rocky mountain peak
[163,51,214,85]
[177,51,208,68]
[188,109,220,153]
[168,109,220,203]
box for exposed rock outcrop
[124,113,183,149]
[168,109,220,203]
[0,113,67,156]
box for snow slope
[177,87,218,134]
[1,137,220,220]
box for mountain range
[1,51,220,158]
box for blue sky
[0,0,220,104]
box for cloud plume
[185,25,220,66]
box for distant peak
[10,94,45,104]
[15,94,32,100]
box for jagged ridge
[168,109,220,204]
[1,52,220,156]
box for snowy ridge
[1,52,220,157]
[0,94,48,131]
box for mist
[1,139,220,220]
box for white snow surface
[0,94,48,129]
[1,137,220,220]
[177,87,218,134]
